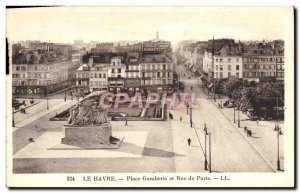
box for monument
[61,91,122,148]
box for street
[171,62,276,172]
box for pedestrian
[247,130,250,137]
[244,126,247,133]
[28,138,34,143]
[248,130,252,137]
[180,116,182,123]
[256,120,259,126]
[125,119,128,126]
[187,138,191,146]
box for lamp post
[233,105,236,123]
[276,124,281,171]
[46,88,49,110]
[12,108,15,127]
[213,81,216,102]
[208,132,212,173]
[204,124,208,170]
[238,105,240,128]
[187,104,189,115]
[190,103,193,128]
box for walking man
[187,138,191,146]
[180,116,182,123]
[244,126,247,133]
[125,119,128,126]
[248,130,252,137]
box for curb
[13,101,41,114]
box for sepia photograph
[5,6,295,188]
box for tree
[222,78,243,98]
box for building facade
[89,64,108,92]
[75,64,90,92]
[140,54,173,92]
[243,55,284,82]
[214,55,243,79]
[107,57,126,91]
[124,56,141,90]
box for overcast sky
[6,7,293,46]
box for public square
[12,62,284,173]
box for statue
[61,91,121,148]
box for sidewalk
[211,95,284,171]
[13,99,77,130]
[169,99,207,172]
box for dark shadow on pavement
[106,142,184,158]
[143,147,184,158]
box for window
[270,57,273,62]
[220,59,223,62]
[236,58,239,62]
[157,72,161,77]
[35,67,38,71]
[112,69,115,73]
[95,73,97,78]
[216,65,218,70]
[16,67,20,71]
[21,66,26,71]
[216,58,218,62]
[228,65,231,71]
[118,68,121,73]
[113,62,115,66]
[99,73,102,78]
[103,74,106,78]
[236,72,239,78]
[228,72,231,77]
[220,72,223,78]
[142,72,145,77]
[220,65,223,71]
[277,64,281,69]
[228,58,231,62]
[163,65,166,70]
[236,65,239,70]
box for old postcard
[6,6,295,188]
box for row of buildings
[76,54,174,93]
[177,39,284,83]
[12,41,83,96]
[12,32,175,96]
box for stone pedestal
[61,123,121,148]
